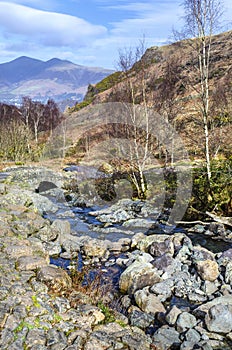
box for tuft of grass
[52,313,63,325]
[31,295,41,308]
[97,301,115,324]
[14,321,35,334]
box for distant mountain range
[0,56,113,110]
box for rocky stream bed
[0,166,232,350]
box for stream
[1,169,232,288]
[41,187,232,275]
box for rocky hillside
[0,56,113,109]
[67,30,232,159]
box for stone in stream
[34,224,59,242]
[193,294,232,333]
[165,305,182,326]
[208,222,227,237]
[61,236,82,254]
[82,239,108,258]
[149,238,174,257]
[184,328,201,345]
[150,278,174,301]
[51,219,71,235]
[119,259,161,295]
[43,241,62,256]
[176,311,197,332]
[136,234,173,252]
[129,307,154,329]
[152,325,181,350]
[192,246,216,262]
[134,286,166,315]
[190,245,220,281]
[202,280,218,295]
[152,253,182,278]
[195,259,220,282]
[217,248,232,267]
[205,304,232,333]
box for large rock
[136,234,172,252]
[165,305,182,326]
[150,278,174,301]
[122,218,156,229]
[176,311,197,332]
[195,259,219,282]
[119,260,161,295]
[4,242,33,258]
[148,238,174,258]
[194,295,232,315]
[89,321,151,350]
[82,239,108,258]
[134,287,166,315]
[5,166,66,190]
[37,265,72,291]
[217,248,232,267]
[129,308,154,329]
[61,237,81,255]
[89,199,136,224]
[208,222,227,237]
[1,188,58,214]
[16,255,49,271]
[152,254,182,277]
[34,225,59,242]
[205,304,232,333]
[108,238,131,253]
[192,246,215,262]
[51,219,71,235]
[184,329,201,346]
[152,326,180,350]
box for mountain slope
[86,30,232,106]
[66,30,232,159]
[0,57,113,109]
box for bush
[188,158,232,218]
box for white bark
[180,0,223,183]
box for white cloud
[110,2,182,32]
[97,1,182,56]
[0,0,54,6]
[0,2,107,47]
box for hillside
[67,30,232,160]
[0,56,113,109]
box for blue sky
[0,0,231,69]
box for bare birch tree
[177,0,224,183]
[117,39,150,199]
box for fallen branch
[176,220,211,226]
[206,211,232,228]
